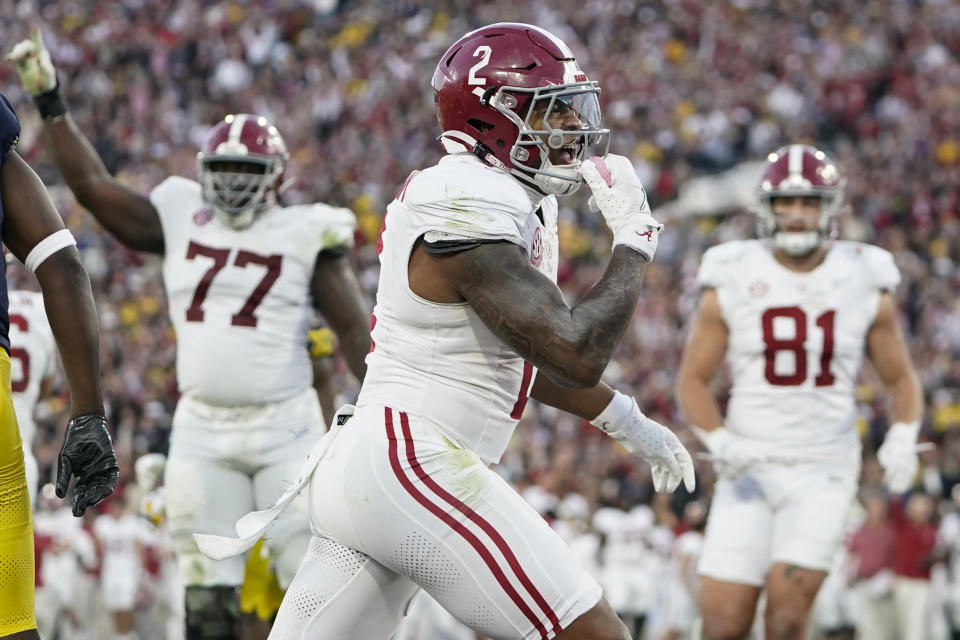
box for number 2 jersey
[697,239,900,458]
[149,177,355,406]
[358,153,558,464]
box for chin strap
[439,130,478,154]
[439,130,578,197]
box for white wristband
[891,421,921,437]
[590,390,635,433]
[25,229,76,272]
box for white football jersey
[149,177,355,406]
[358,153,559,464]
[7,289,57,449]
[94,512,154,581]
[697,239,900,458]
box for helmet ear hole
[466,118,495,134]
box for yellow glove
[240,538,285,621]
[307,326,336,358]
[7,27,58,96]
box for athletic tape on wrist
[591,390,635,432]
[25,229,76,272]
[891,420,921,437]
[33,83,68,121]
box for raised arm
[444,155,662,388]
[450,242,647,388]
[311,252,371,383]
[1,151,117,515]
[8,28,164,253]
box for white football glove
[877,421,920,493]
[7,27,58,96]
[580,155,663,261]
[694,427,767,477]
[592,391,695,492]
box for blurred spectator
[891,492,939,640]
[848,490,896,640]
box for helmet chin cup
[773,231,820,256]
[532,160,582,196]
[212,206,257,230]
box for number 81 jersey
[149,176,355,406]
[696,239,900,458]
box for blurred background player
[6,284,57,506]
[33,483,99,640]
[9,26,372,639]
[94,492,155,640]
[0,91,116,639]
[676,144,924,639]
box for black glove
[55,413,119,516]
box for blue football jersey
[0,93,23,352]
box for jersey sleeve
[862,245,900,291]
[149,176,199,248]
[405,164,531,247]
[0,93,22,166]
[311,204,356,252]
[695,241,745,290]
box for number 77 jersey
[149,176,355,406]
[696,239,900,458]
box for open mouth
[552,144,581,166]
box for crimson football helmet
[432,23,609,196]
[196,114,289,229]
[756,144,845,255]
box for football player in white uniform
[199,23,694,640]
[676,144,924,639]
[7,288,57,506]
[9,28,371,639]
[94,493,155,640]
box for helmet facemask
[491,83,609,196]
[197,155,284,230]
[756,189,843,256]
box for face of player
[771,195,823,233]
[529,99,586,166]
[207,160,270,210]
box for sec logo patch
[193,208,214,225]
[530,227,543,267]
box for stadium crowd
[1,0,960,637]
